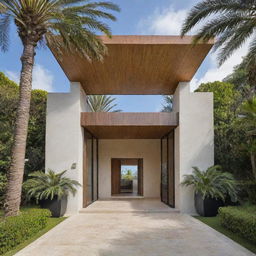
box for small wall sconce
[71,163,77,170]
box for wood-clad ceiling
[81,112,178,139]
[50,36,214,95]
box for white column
[173,82,214,214]
[45,82,87,214]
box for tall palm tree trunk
[4,41,35,217]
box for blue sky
[0,0,248,112]
[121,165,138,176]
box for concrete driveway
[16,200,255,256]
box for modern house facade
[45,36,214,215]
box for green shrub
[219,206,256,244]
[0,173,7,209]
[239,181,256,204]
[0,208,51,255]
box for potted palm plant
[181,166,238,217]
[23,170,81,217]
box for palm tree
[240,97,256,179]
[181,166,238,202]
[181,0,256,66]
[23,170,81,201]
[0,0,119,216]
[88,95,122,112]
[161,95,173,112]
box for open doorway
[111,158,143,196]
[121,165,138,194]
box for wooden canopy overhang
[81,112,178,139]
[50,35,214,95]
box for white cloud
[139,7,187,35]
[196,43,249,86]
[138,5,198,35]
[5,64,54,92]
[190,45,249,91]
[32,65,54,91]
[190,77,199,92]
[6,70,19,83]
[138,4,250,92]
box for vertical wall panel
[111,159,121,195]
[161,137,168,204]
[168,132,175,207]
[161,132,175,208]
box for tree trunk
[250,152,256,180]
[4,41,35,216]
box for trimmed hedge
[219,206,256,244]
[0,209,51,255]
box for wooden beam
[81,112,178,139]
[81,112,178,127]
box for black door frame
[83,128,99,207]
[161,130,175,208]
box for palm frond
[161,95,173,112]
[181,0,254,36]
[181,0,256,65]
[88,95,122,112]
[193,13,252,44]
[23,169,81,201]
[217,20,255,65]
[0,0,119,59]
[0,13,10,51]
[181,165,238,202]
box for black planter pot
[39,195,67,217]
[195,193,224,217]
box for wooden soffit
[50,35,214,95]
[81,112,178,139]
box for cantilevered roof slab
[50,36,214,95]
[81,112,178,139]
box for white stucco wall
[173,82,214,214]
[45,81,213,215]
[45,82,88,214]
[98,139,161,199]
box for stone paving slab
[79,199,179,213]
[15,200,255,256]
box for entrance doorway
[111,158,143,196]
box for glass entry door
[161,131,175,207]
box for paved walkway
[16,199,255,256]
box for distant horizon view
[121,165,138,177]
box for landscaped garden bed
[195,205,256,254]
[219,205,256,244]
[0,208,66,255]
